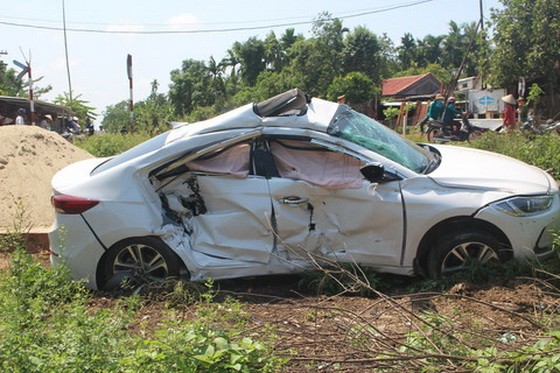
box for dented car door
[267,138,405,267]
[157,137,275,264]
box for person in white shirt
[15,108,26,125]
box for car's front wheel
[427,231,507,278]
[101,237,181,290]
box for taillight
[51,195,99,214]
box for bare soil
[0,126,92,231]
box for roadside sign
[13,60,27,70]
[16,69,28,80]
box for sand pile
[0,126,93,231]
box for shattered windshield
[327,109,432,173]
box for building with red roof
[381,73,442,99]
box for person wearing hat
[502,94,517,132]
[39,114,53,130]
[419,93,445,132]
[442,96,463,131]
[337,95,347,104]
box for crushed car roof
[166,89,341,144]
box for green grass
[0,246,284,372]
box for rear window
[91,131,170,174]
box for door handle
[277,196,309,206]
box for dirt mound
[0,126,92,231]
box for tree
[101,100,129,133]
[232,37,266,86]
[327,71,377,105]
[286,13,346,97]
[415,34,444,67]
[54,92,97,120]
[169,59,214,116]
[397,33,417,70]
[489,0,560,93]
[134,80,174,135]
[0,59,23,96]
[343,26,390,85]
[263,31,284,72]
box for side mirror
[360,162,385,183]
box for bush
[74,132,152,157]
[468,132,560,180]
[0,248,284,372]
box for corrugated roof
[0,96,72,116]
[382,73,441,97]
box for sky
[0,0,502,120]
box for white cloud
[167,13,199,29]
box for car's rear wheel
[426,231,506,278]
[101,237,180,290]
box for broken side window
[186,142,251,178]
[269,139,364,189]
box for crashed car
[49,89,560,289]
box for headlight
[492,195,554,217]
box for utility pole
[479,0,484,30]
[62,0,73,102]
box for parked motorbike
[520,116,560,135]
[425,113,483,143]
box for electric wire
[0,0,434,35]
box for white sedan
[49,89,560,289]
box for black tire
[426,127,441,143]
[426,231,507,278]
[100,237,181,290]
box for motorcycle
[425,113,484,143]
[520,116,560,135]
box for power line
[0,0,434,35]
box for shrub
[467,132,560,179]
[0,248,284,372]
[74,132,152,157]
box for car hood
[428,145,555,195]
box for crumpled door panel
[269,178,404,266]
[189,176,274,263]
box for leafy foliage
[467,131,560,179]
[101,100,130,133]
[489,0,560,91]
[0,59,23,96]
[0,245,284,372]
[73,132,151,157]
[54,92,97,120]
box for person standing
[15,108,26,125]
[501,94,516,132]
[517,97,528,124]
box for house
[381,73,442,99]
[380,73,443,131]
